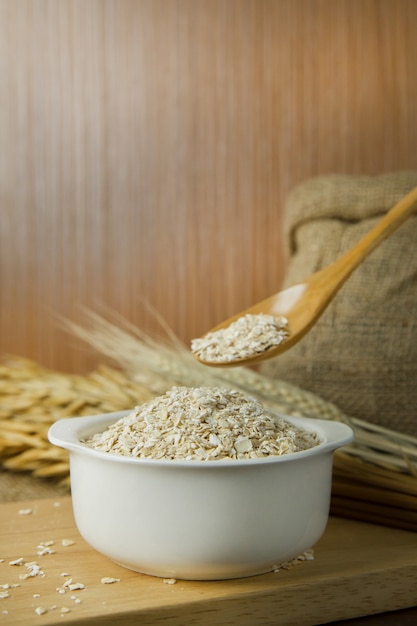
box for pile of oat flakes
[85,386,319,461]
[190,313,290,362]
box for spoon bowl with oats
[191,184,417,368]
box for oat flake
[18,508,33,516]
[101,577,120,584]
[85,386,319,461]
[34,606,47,615]
[272,549,315,573]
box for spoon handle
[313,184,417,291]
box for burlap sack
[261,172,417,436]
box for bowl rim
[48,410,354,469]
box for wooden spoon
[192,184,417,368]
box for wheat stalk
[1,310,416,530]
[64,311,417,473]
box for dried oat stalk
[1,309,417,531]
[0,355,156,484]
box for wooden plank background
[1,0,417,374]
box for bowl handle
[48,411,128,451]
[48,416,87,452]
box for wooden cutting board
[0,496,416,625]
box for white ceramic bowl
[48,411,353,580]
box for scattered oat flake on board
[67,583,86,591]
[9,557,24,566]
[37,541,56,556]
[273,549,315,573]
[18,508,33,515]
[163,578,177,585]
[20,562,45,579]
[59,577,86,591]
[34,606,48,615]
[61,539,75,547]
[0,591,10,599]
[36,546,55,556]
[101,577,120,584]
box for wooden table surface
[0,496,416,625]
